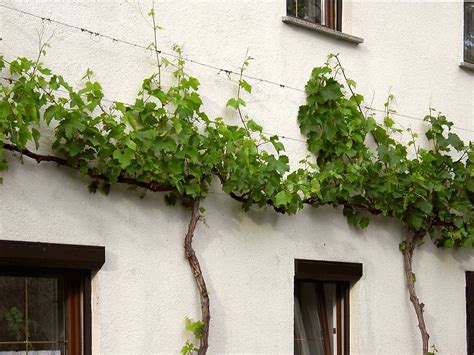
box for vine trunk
[402,230,430,354]
[184,199,210,354]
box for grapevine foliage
[0,52,472,247]
[0,44,472,355]
[297,59,473,247]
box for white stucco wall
[0,0,473,354]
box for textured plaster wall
[0,1,473,354]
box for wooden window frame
[294,259,362,355]
[325,0,343,31]
[287,0,343,31]
[0,240,105,355]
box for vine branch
[184,198,210,354]
[2,143,174,192]
[402,229,430,354]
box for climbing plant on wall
[297,57,473,354]
[0,15,472,355]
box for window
[286,0,342,31]
[466,271,474,354]
[294,259,362,355]
[0,240,105,355]
[0,270,84,354]
[465,1,474,63]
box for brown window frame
[294,259,362,355]
[0,240,105,355]
[286,0,343,31]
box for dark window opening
[0,270,87,355]
[286,0,343,31]
[465,1,474,63]
[294,259,362,355]
[0,240,105,355]
[466,271,474,355]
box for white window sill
[460,61,474,72]
[282,16,364,45]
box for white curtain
[0,352,61,355]
[295,282,326,355]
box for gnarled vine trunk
[184,199,210,354]
[402,230,430,355]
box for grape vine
[0,36,471,355]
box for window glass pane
[287,0,296,17]
[295,281,347,355]
[27,277,66,342]
[294,281,327,355]
[466,1,474,63]
[287,0,323,24]
[466,272,474,354]
[0,276,26,342]
[0,275,67,355]
[304,0,323,24]
[323,283,336,353]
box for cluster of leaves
[0,49,471,249]
[181,318,204,354]
[0,50,297,213]
[297,56,473,247]
[0,51,216,199]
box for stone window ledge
[460,61,474,72]
[282,16,364,44]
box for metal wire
[0,3,304,92]
[0,3,472,134]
